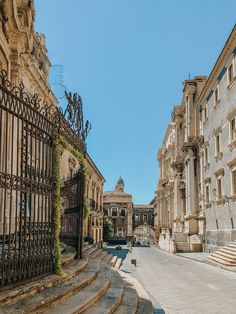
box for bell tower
[115,177,124,192]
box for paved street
[115,246,236,314]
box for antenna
[50,64,67,99]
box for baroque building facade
[0,0,56,103]
[156,76,208,252]
[0,0,58,238]
[156,24,236,254]
[103,177,155,243]
[0,0,103,256]
[84,154,105,244]
[133,204,155,244]
[198,25,236,252]
[103,178,133,240]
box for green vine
[53,135,88,275]
[56,136,88,219]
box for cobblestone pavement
[116,246,236,314]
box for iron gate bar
[0,70,86,287]
[0,71,56,286]
[60,170,84,259]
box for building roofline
[197,24,236,103]
[86,153,106,182]
[133,204,154,208]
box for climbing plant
[53,134,88,275]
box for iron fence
[0,70,87,287]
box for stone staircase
[174,233,191,252]
[0,243,153,314]
[205,241,236,267]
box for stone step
[99,251,109,262]
[102,252,113,264]
[44,266,112,314]
[136,298,153,314]
[210,253,236,264]
[89,248,103,259]
[228,243,236,249]
[215,250,236,260]
[206,255,235,266]
[114,258,122,269]
[218,246,236,254]
[1,260,100,314]
[114,286,138,314]
[84,246,98,257]
[83,242,90,248]
[117,269,153,314]
[62,245,77,265]
[83,244,94,255]
[0,257,88,306]
[109,255,118,267]
[84,270,124,314]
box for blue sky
[35,0,236,203]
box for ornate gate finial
[64,91,91,142]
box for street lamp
[223,195,234,229]
[212,188,219,229]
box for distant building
[133,204,154,229]
[103,177,133,240]
[133,203,155,244]
[103,177,155,243]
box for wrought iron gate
[0,71,55,286]
[60,170,84,259]
[0,70,89,287]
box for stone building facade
[0,0,58,236]
[103,178,133,240]
[0,0,102,246]
[133,204,155,244]
[103,177,155,242]
[156,25,236,253]
[0,0,57,103]
[156,76,207,252]
[198,25,236,252]
[84,154,105,244]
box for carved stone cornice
[171,155,184,173]
[172,106,183,124]
[182,136,200,154]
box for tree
[103,217,112,242]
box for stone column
[127,203,133,237]
[171,161,183,232]
[184,146,198,234]
[160,194,165,226]
[198,150,205,236]
[173,173,181,231]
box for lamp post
[223,195,234,229]
[212,188,219,229]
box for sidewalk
[173,251,236,273]
[175,252,210,262]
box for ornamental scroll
[64,91,92,142]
